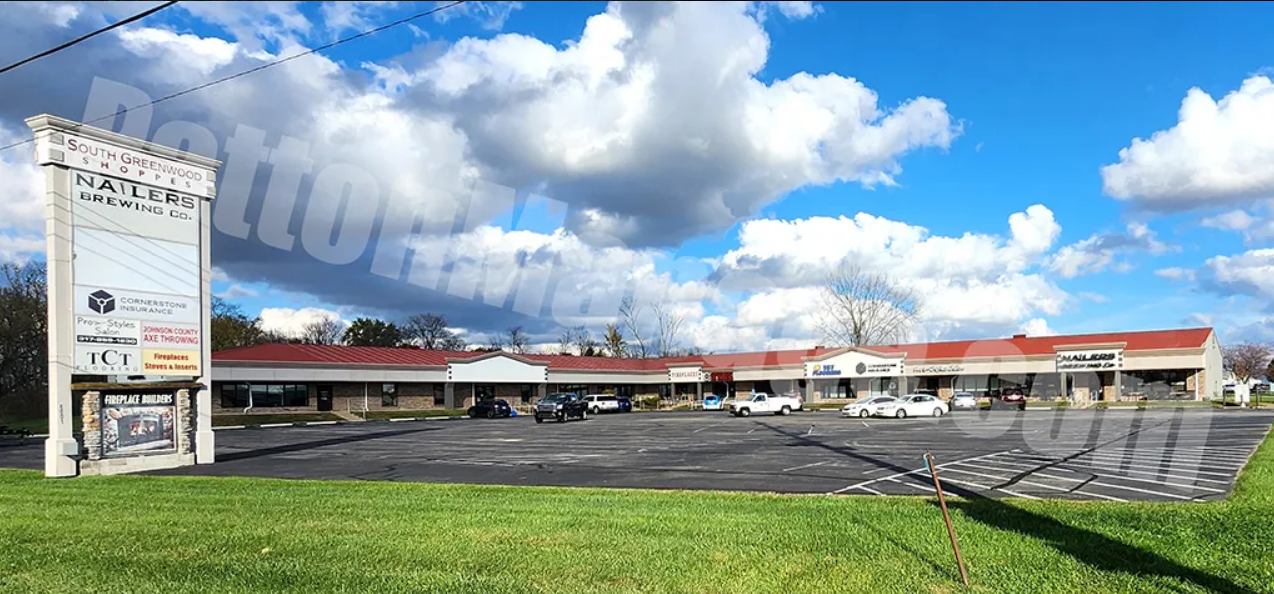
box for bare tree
[619,296,648,358]
[602,323,626,358]
[506,326,529,354]
[652,304,683,357]
[486,333,505,352]
[403,313,465,350]
[1224,343,1273,383]
[298,316,345,345]
[574,325,600,357]
[816,263,921,347]
[557,327,576,355]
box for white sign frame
[30,114,221,478]
[669,367,703,383]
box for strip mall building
[210,327,1223,414]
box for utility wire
[0,0,468,156]
[0,1,180,76]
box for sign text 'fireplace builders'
[100,391,176,457]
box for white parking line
[1078,450,1243,468]
[1086,481,1195,500]
[1053,461,1233,485]
[693,422,726,434]
[998,453,1237,480]
[954,461,1223,494]
[887,477,934,492]
[830,450,1016,495]
[783,460,831,472]
[1065,457,1237,478]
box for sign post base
[44,437,79,478]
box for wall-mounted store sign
[669,367,703,382]
[710,371,734,383]
[811,364,841,376]
[1056,349,1123,372]
[910,364,965,374]
[806,352,903,378]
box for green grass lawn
[1,434,1272,592]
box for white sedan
[841,395,898,418]
[874,394,949,419]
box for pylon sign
[28,114,222,477]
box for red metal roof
[868,327,1214,361]
[212,327,1213,371]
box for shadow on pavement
[942,497,1256,594]
[217,426,444,462]
[753,420,987,498]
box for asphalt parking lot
[3,409,1270,501]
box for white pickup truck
[728,393,800,417]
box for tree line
[210,294,716,358]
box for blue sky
[1,1,1271,350]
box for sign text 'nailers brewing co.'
[71,171,199,245]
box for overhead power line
[0,1,181,76]
[0,0,468,156]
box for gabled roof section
[446,350,549,366]
[802,346,908,362]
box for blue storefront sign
[812,364,841,377]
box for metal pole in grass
[925,452,970,587]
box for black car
[534,393,588,423]
[468,399,512,419]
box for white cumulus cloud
[1101,75,1274,211]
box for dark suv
[534,393,589,423]
[468,398,512,419]
[997,388,1026,410]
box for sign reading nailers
[1056,349,1123,372]
[72,172,199,244]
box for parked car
[874,394,949,419]
[729,392,801,417]
[582,394,622,414]
[468,398,512,419]
[950,392,979,411]
[616,396,633,412]
[841,395,897,418]
[997,388,1027,411]
[534,393,589,423]
[702,394,725,410]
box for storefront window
[954,376,989,395]
[1122,370,1193,399]
[381,383,398,407]
[869,378,899,397]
